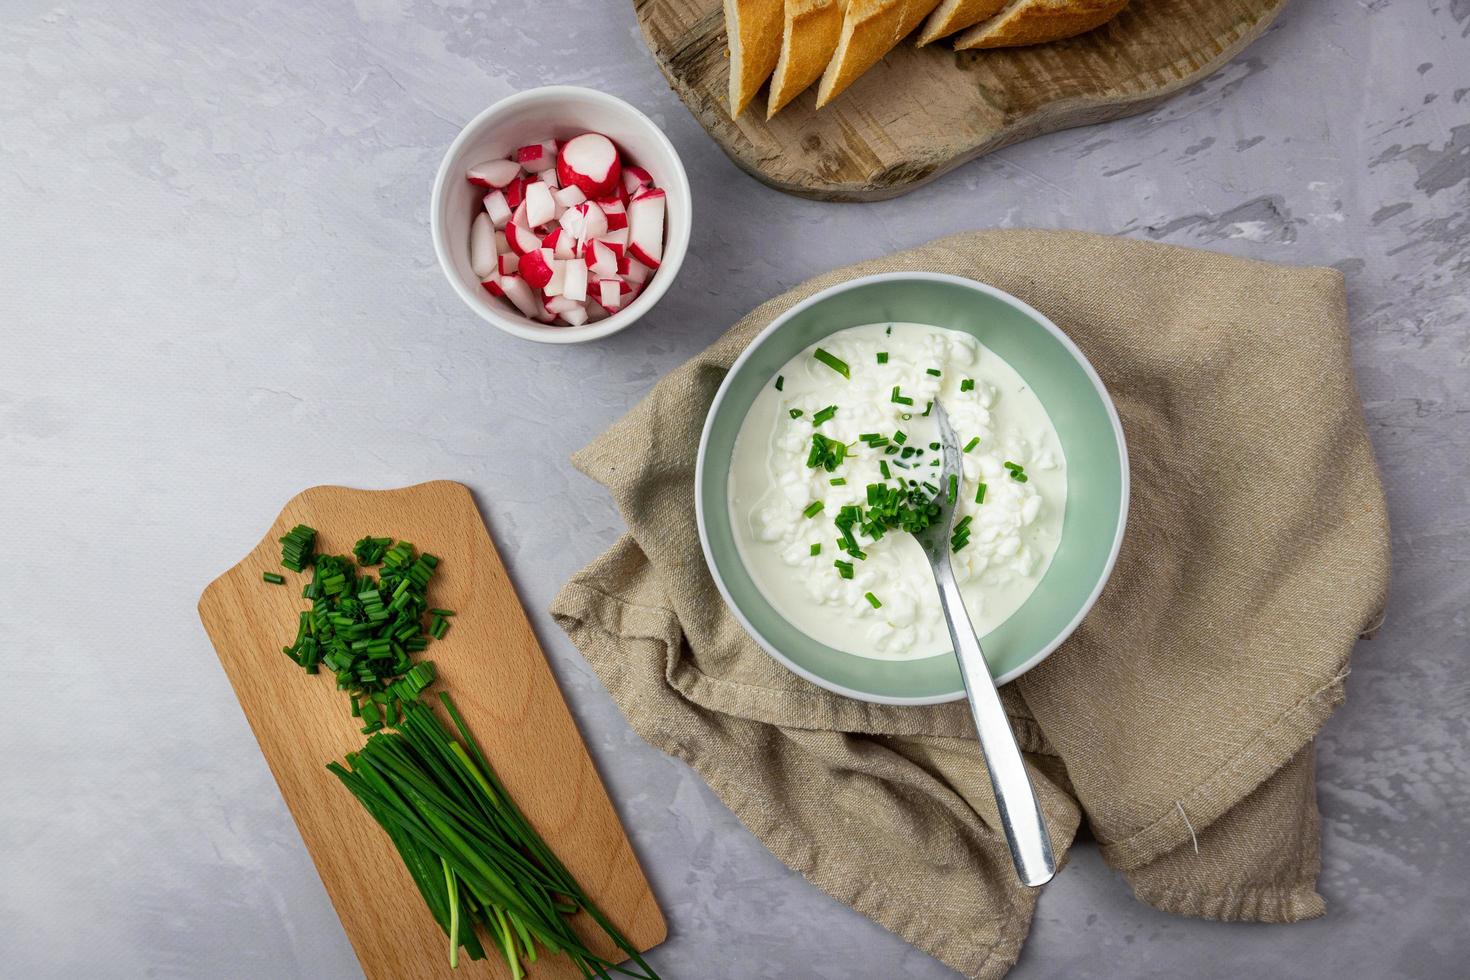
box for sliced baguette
[895,0,945,39]
[814,0,906,108]
[952,0,1128,49]
[767,0,846,118]
[915,0,1009,46]
[725,0,784,117]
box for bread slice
[767,0,846,118]
[952,0,1127,49]
[895,0,945,40]
[915,0,1009,46]
[814,0,906,108]
[725,0,784,117]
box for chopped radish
[585,299,610,322]
[546,295,583,315]
[519,248,556,290]
[469,213,496,278]
[563,258,588,302]
[504,177,526,208]
[483,190,512,229]
[560,304,589,327]
[544,228,575,260]
[580,201,608,240]
[553,185,587,209]
[586,240,619,277]
[499,275,543,319]
[627,188,665,269]
[616,253,630,275]
[494,230,509,254]
[624,258,653,284]
[596,229,628,251]
[524,181,555,228]
[512,199,528,227]
[598,279,622,311]
[558,205,584,241]
[542,167,560,190]
[498,253,519,276]
[599,198,628,231]
[466,159,521,188]
[516,140,557,173]
[557,133,622,199]
[621,165,652,196]
[505,220,541,255]
[481,275,504,298]
[544,258,567,297]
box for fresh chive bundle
[328,696,661,980]
[279,524,317,572]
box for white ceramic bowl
[431,86,691,344]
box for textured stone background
[2,1,1466,977]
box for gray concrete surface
[2,1,1466,977]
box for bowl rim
[695,271,1131,705]
[429,85,691,345]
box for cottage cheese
[728,323,1066,660]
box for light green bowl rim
[695,272,1129,705]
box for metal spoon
[913,399,1057,887]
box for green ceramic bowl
[695,272,1128,704]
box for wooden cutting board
[635,0,1287,201]
[198,481,666,980]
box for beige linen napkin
[550,230,1390,978]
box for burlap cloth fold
[550,230,1390,978]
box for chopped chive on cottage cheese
[729,323,1067,661]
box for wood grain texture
[198,481,665,980]
[636,0,1288,200]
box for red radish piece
[598,238,625,260]
[549,229,576,260]
[546,295,583,315]
[516,140,557,173]
[524,181,555,229]
[599,198,628,231]
[542,167,559,190]
[586,240,619,277]
[481,275,504,298]
[498,253,519,276]
[563,257,588,303]
[553,185,587,209]
[556,133,622,199]
[559,304,589,327]
[483,190,512,229]
[558,205,584,241]
[469,213,497,278]
[505,220,541,256]
[494,230,509,253]
[504,177,526,208]
[519,248,556,290]
[466,159,521,188]
[597,228,628,250]
[598,279,622,311]
[616,254,630,275]
[580,201,608,240]
[585,298,610,322]
[499,275,543,319]
[621,165,652,196]
[543,258,568,297]
[627,188,666,269]
[624,258,653,285]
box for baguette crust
[767,0,846,118]
[815,0,906,107]
[725,0,784,116]
[953,0,1127,49]
[916,0,1009,45]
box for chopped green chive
[885,325,893,336]
[975,482,988,504]
[834,560,854,579]
[921,481,939,495]
[1004,461,1028,482]
[963,436,980,453]
[922,401,933,417]
[263,572,286,585]
[806,433,848,471]
[810,543,821,556]
[830,477,847,486]
[960,378,975,392]
[891,386,914,406]
[789,408,803,419]
[813,348,850,379]
[802,501,825,518]
[947,474,958,504]
[775,374,785,391]
[900,413,912,421]
[876,352,889,364]
[879,460,891,479]
[279,524,317,572]
[929,441,941,450]
[926,368,942,377]
[864,592,882,609]
[893,430,908,445]
[812,405,838,426]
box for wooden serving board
[635,0,1288,201]
[199,481,665,980]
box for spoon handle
[930,562,1057,887]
